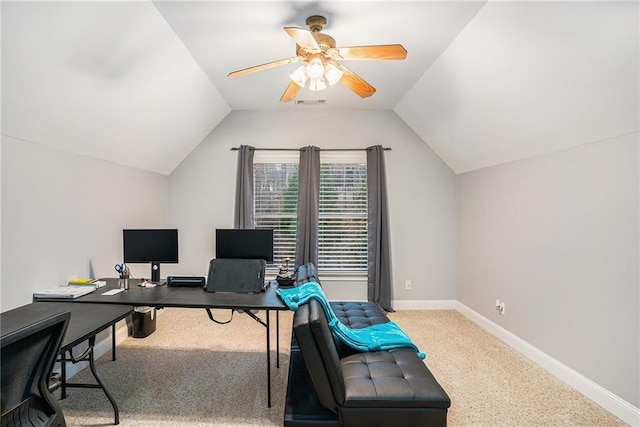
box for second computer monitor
[215,229,274,262]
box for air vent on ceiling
[295,99,327,106]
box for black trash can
[132,306,156,338]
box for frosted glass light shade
[290,65,307,87]
[325,63,343,86]
[306,58,325,80]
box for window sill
[266,268,366,282]
[317,271,367,282]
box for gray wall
[1,136,169,311]
[457,134,639,406]
[168,109,458,302]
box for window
[253,151,367,274]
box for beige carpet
[58,308,627,426]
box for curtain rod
[230,147,391,152]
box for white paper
[102,288,125,295]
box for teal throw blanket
[277,282,426,359]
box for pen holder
[119,275,130,290]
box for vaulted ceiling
[2,1,638,175]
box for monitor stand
[151,262,160,282]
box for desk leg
[240,309,273,409]
[87,337,120,425]
[112,324,117,361]
[61,337,120,425]
[61,355,67,399]
[276,310,280,369]
[266,309,271,408]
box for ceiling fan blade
[283,27,321,52]
[337,44,407,60]
[228,57,302,79]
[280,81,302,102]
[335,63,376,98]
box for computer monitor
[215,229,274,262]
[123,229,178,282]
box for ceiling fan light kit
[227,15,407,102]
[290,57,343,91]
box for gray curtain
[234,145,254,229]
[367,145,393,312]
[295,146,320,267]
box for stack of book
[32,278,106,299]
[33,286,96,299]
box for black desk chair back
[1,311,70,427]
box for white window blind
[253,151,367,273]
[253,161,298,267]
[318,162,367,272]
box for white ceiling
[1,1,638,175]
[396,1,639,173]
[153,1,485,110]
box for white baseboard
[455,301,640,427]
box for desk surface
[36,278,287,311]
[1,302,133,351]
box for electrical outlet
[499,302,506,315]
[404,280,412,291]
[495,299,501,310]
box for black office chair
[1,311,70,427]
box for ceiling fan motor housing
[296,32,336,57]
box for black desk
[62,278,285,310]
[35,278,287,408]
[1,302,133,425]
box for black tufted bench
[288,263,390,356]
[285,299,451,427]
[331,301,390,328]
[293,262,389,329]
[328,301,391,358]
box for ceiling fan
[227,15,407,102]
